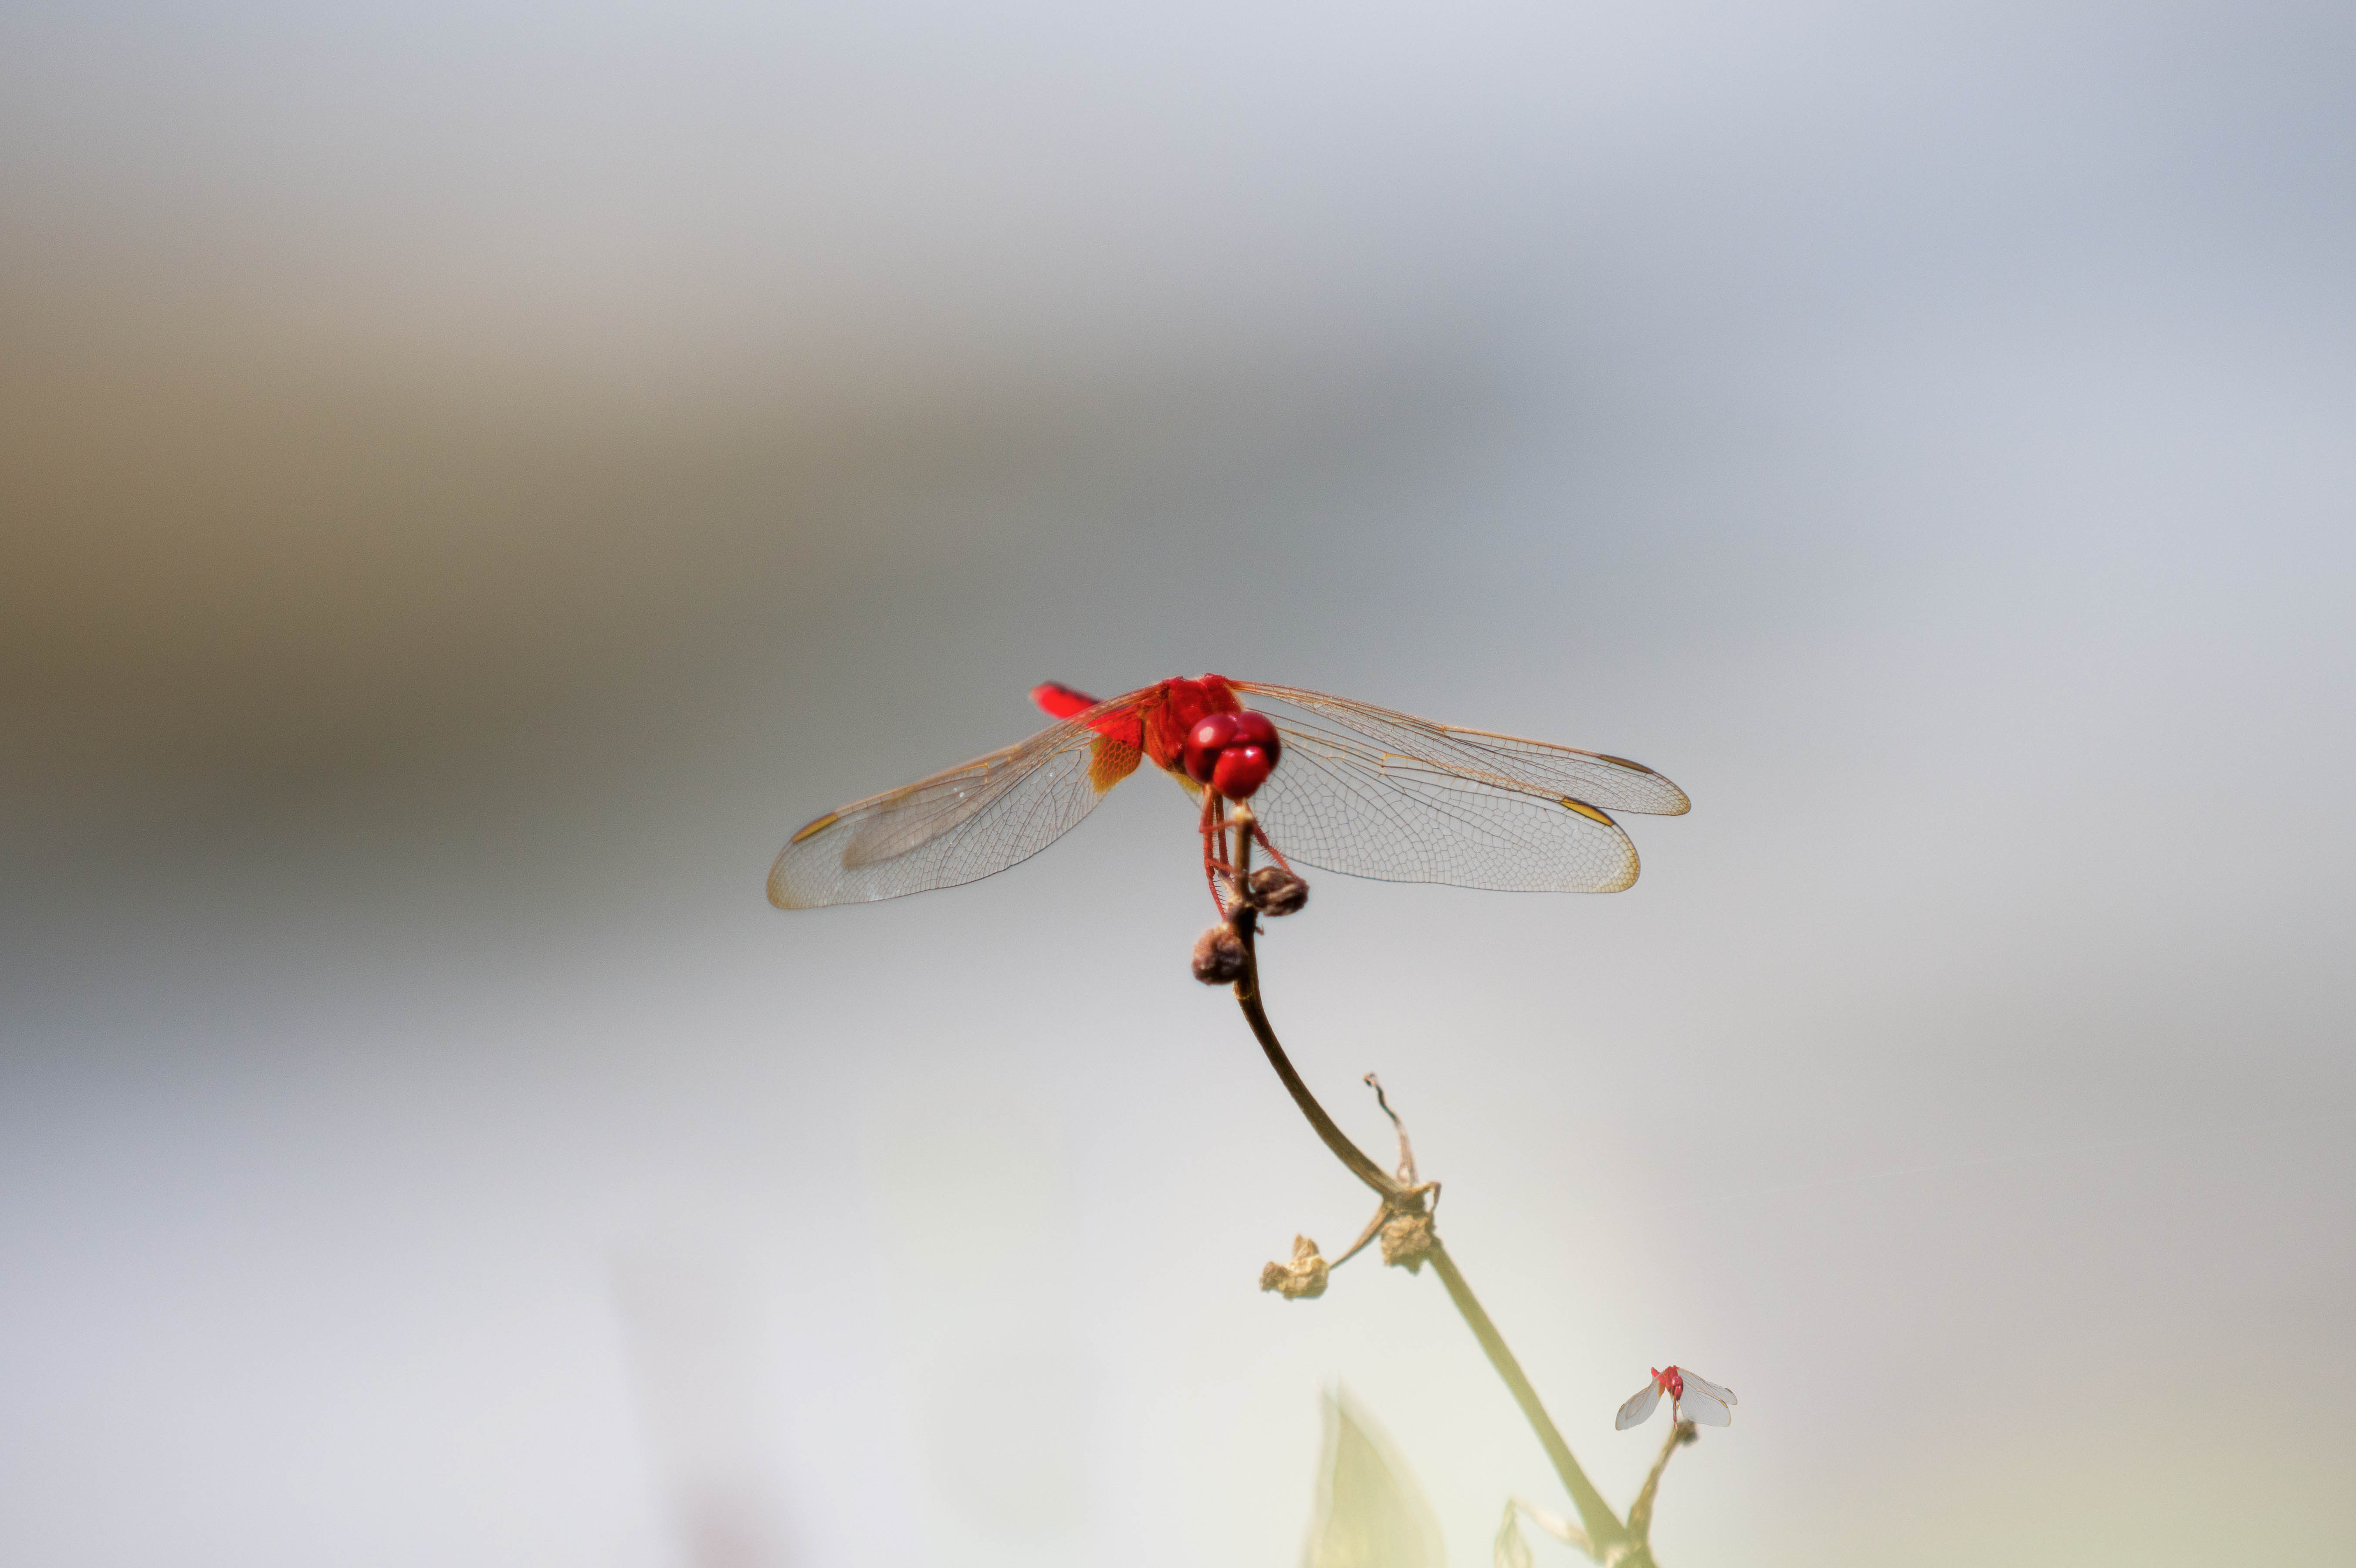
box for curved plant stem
[1226,809,1394,1202]
[1235,950,1396,1200]
[1425,1243,1627,1552]
[1621,1419,1696,1563]
[1229,910,1630,1558]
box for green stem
[1428,1242,1628,1554]
[1229,916,1628,1558]
[1621,1418,1693,1563]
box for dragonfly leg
[1247,817,1296,876]
[1200,803,1294,916]
[1200,790,1237,912]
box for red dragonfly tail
[1030,681,1099,719]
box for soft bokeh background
[4,2,2351,1564]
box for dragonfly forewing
[1233,682,1690,817]
[1679,1373,1737,1408]
[1616,1381,1663,1430]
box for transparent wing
[1232,683,1690,816]
[1678,1372,1737,1408]
[1615,1380,1662,1430]
[768,691,1150,909]
[1678,1392,1733,1427]
[1234,686,1677,892]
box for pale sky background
[3,2,2352,1565]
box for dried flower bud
[1192,922,1248,985]
[1675,1420,1699,1446]
[1247,865,1310,916]
[1258,1234,1329,1299]
[1378,1210,1435,1273]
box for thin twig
[1329,1201,1394,1268]
[1364,1072,1421,1187]
[1625,1419,1696,1548]
[1232,919,1396,1199]
[1227,912,1629,1558]
[1228,809,1395,1199]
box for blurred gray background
[3,1,2351,1564]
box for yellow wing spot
[1089,736,1143,793]
[1559,797,1617,826]
[789,811,841,845]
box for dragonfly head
[1657,1366,1684,1399]
[1184,709,1281,799]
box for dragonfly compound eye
[1229,710,1281,764]
[1211,745,1273,800]
[1184,714,1242,783]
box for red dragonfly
[1616,1365,1738,1429]
[767,675,1689,910]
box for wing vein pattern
[1234,683,1688,893]
[767,694,1143,909]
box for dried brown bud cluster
[1191,922,1248,985]
[1258,1234,1330,1299]
[1246,866,1310,916]
[1378,1210,1435,1273]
